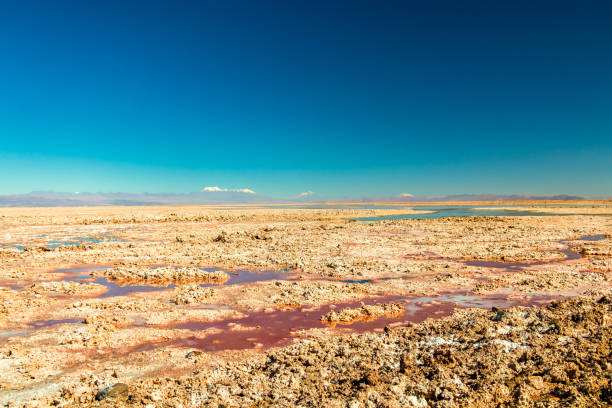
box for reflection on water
[166,292,562,352]
[52,266,296,298]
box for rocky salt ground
[98,266,230,285]
[0,204,610,407]
[321,302,405,323]
[29,296,612,407]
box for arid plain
[0,203,610,407]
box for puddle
[28,318,82,328]
[0,233,122,251]
[49,266,182,297]
[45,238,103,248]
[169,296,411,351]
[463,250,580,270]
[323,277,399,285]
[339,279,373,284]
[465,259,530,270]
[70,275,93,280]
[0,244,26,251]
[579,234,607,241]
[164,292,561,352]
[220,269,297,286]
[50,266,296,298]
[53,266,109,274]
[464,236,591,270]
[0,319,82,342]
[92,278,176,298]
[0,284,24,290]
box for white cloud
[202,186,256,194]
[399,193,414,197]
[297,191,315,198]
[202,186,224,192]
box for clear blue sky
[1,0,611,197]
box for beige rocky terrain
[0,203,609,407]
[90,296,612,408]
[321,301,404,323]
[99,266,230,285]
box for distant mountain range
[0,191,588,207]
[333,194,586,203]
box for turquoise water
[260,205,405,210]
[351,206,612,221]
[46,237,103,248]
[0,234,122,251]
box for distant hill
[0,191,588,207]
[322,194,585,203]
[0,190,283,207]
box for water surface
[352,205,611,221]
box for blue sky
[0,1,611,197]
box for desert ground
[0,203,610,407]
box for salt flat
[0,203,610,407]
